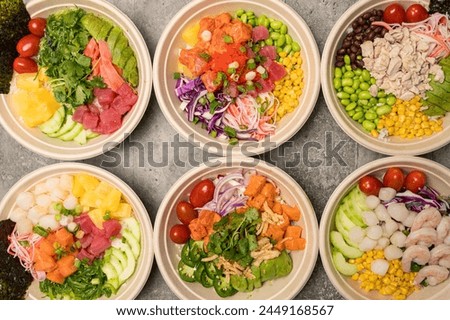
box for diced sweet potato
[278,213,290,231]
[46,269,65,284]
[189,219,207,241]
[54,228,74,250]
[260,183,276,201]
[37,238,54,257]
[34,252,57,272]
[247,194,266,210]
[274,240,285,251]
[263,224,284,243]
[282,204,301,221]
[284,238,306,251]
[285,225,303,239]
[244,175,267,197]
[272,202,283,215]
[57,255,78,277]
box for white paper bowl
[0,0,152,160]
[0,163,154,300]
[154,157,319,300]
[153,0,320,156]
[319,156,450,299]
[321,0,450,155]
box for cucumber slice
[118,243,136,284]
[47,115,76,138]
[338,208,357,231]
[121,217,140,240]
[107,278,120,292]
[59,123,83,141]
[331,248,358,276]
[330,231,363,258]
[111,248,128,269]
[109,255,124,275]
[86,130,100,139]
[74,129,87,145]
[102,262,118,280]
[39,107,65,134]
[122,229,140,259]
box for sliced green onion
[239,46,247,53]
[227,67,236,74]
[223,35,233,44]
[55,214,61,222]
[224,126,237,138]
[33,225,49,237]
[261,71,269,79]
[207,92,215,102]
[198,52,211,62]
[193,116,200,124]
[237,85,246,93]
[91,278,100,285]
[199,97,207,105]
[229,138,239,145]
[209,100,220,114]
[210,130,217,138]
[173,72,181,80]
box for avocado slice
[117,47,133,68]
[112,35,129,64]
[107,27,122,53]
[124,69,139,88]
[97,20,114,40]
[422,102,447,116]
[429,83,450,102]
[426,92,450,111]
[81,14,103,39]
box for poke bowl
[153,0,320,156]
[0,163,153,300]
[320,156,450,300]
[0,0,152,160]
[321,0,450,155]
[154,157,319,299]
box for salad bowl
[0,0,152,160]
[0,163,154,300]
[320,156,450,299]
[153,0,320,156]
[154,157,319,300]
[321,0,450,155]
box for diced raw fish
[257,78,274,93]
[103,219,122,238]
[94,108,122,134]
[72,105,89,123]
[83,112,100,130]
[111,96,133,115]
[252,26,269,42]
[268,61,287,81]
[259,46,277,61]
[88,235,111,256]
[94,88,117,107]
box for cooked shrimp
[436,216,450,244]
[405,227,438,247]
[414,265,449,286]
[402,245,431,272]
[410,207,442,232]
[429,244,450,265]
[438,255,450,268]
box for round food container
[0,163,153,300]
[320,156,450,299]
[153,0,320,156]
[154,157,319,299]
[321,0,450,155]
[0,0,152,160]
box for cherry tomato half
[13,57,38,74]
[406,4,429,23]
[28,18,47,37]
[359,175,383,196]
[16,34,40,57]
[383,167,405,191]
[169,224,191,244]
[383,3,406,24]
[176,201,198,225]
[404,170,426,193]
[189,179,215,208]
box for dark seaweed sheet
[0,219,33,300]
[429,0,450,14]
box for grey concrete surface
[1,0,449,300]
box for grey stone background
[1,0,449,299]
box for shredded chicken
[256,201,286,235]
[251,236,281,267]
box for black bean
[336,55,344,62]
[355,34,363,41]
[356,60,364,68]
[357,17,364,25]
[337,48,346,55]
[355,40,362,46]
[368,31,376,40]
[351,45,359,53]
[350,52,356,61]
[381,28,388,36]
[375,26,383,34]
[369,16,377,22]
[377,10,384,16]
[335,60,344,67]
[342,40,351,48]
[352,21,359,29]
[354,26,362,34]
[351,63,357,69]
[363,12,370,20]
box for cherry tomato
[359,175,383,196]
[189,179,215,208]
[16,34,40,57]
[13,57,38,74]
[383,167,405,191]
[176,201,198,225]
[404,170,426,193]
[406,4,429,23]
[28,18,47,37]
[169,224,191,244]
[383,3,406,24]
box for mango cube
[101,188,122,212]
[182,22,200,47]
[88,208,105,229]
[16,73,39,91]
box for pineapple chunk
[80,191,102,208]
[182,22,200,47]
[101,188,122,212]
[88,208,105,229]
[16,73,39,91]
[73,174,100,197]
[110,203,132,219]
[95,181,114,198]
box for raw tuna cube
[83,112,99,130]
[75,213,96,234]
[94,88,117,107]
[259,46,277,61]
[268,62,287,81]
[116,83,135,97]
[94,108,122,134]
[111,96,133,115]
[252,26,269,42]
[103,219,122,238]
[88,235,111,256]
[80,233,94,248]
[77,248,95,263]
[72,106,89,123]
[257,78,275,93]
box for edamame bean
[292,41,300,52]
[376,105,392,116]
[257,15,267,26]
[277,35,286,47]
[246,10,254,17]
[337,92,350,99]
[362,69,371,82]
[345,102,357,111]
[355,106,363,112]
[280,24,288,35]
[358,118,364,124]
[241,13,247,23]
[359,82,370,91]
[386,96,397,106]
[270,32,280,40]
[352,80,360,90]
[352,111,363,120]
[365,111,377,120]
[236,9,245,17]
[377,91,386,98]
[334,67,342,78]
[362,120,376,131]
[350,94,358,101]
[248,18,256,26]
[358,99,369,106]
[343,71,354,78]
[341,99,350,106]
[354,69,362,75]
[358,91,371,100]
[276,47,283,53]
[265,38,273,46]
[370,78,376,84]
[343,86,355,94]
[283,44,292,53]
[374,118,379,126]
[270,20,282,30]
[378,97,386,104]
[344,55,351,65]
[348,110,356,117]
[342,78,353,87]
[341,66,346,73]
[369,97,377,105]
[285,34,293,44]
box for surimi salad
[0,173,141,300]
[175,9,304,145]
[8,6,139,145]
